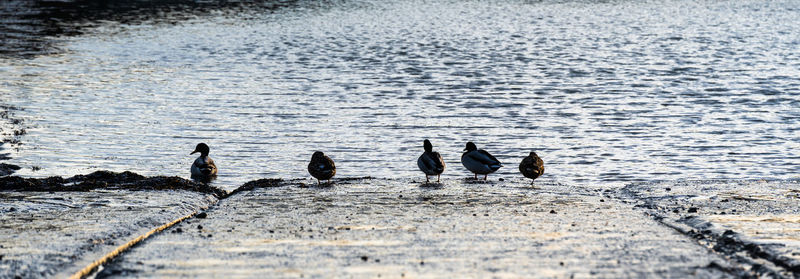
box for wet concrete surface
[0,189,217,278]
[97,178,739,278]
[622,180,800,277]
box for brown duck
[519,151,544,183]
[308,151,335,185]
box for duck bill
[190,150,198,155]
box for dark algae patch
[0,163,21,176]
[0,170,225,197]
[231,178,282,193]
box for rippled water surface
[1,0,799,190]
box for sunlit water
[1,0,799,190]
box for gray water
[1,0,799,190]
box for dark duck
[308,151,335,185]
[519,151,544,184]
[460,141,502,180]
[417,139,445,183]
[190,143,217,178]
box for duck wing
[193,156,217,176]
[205,157,217,173]
[535,155,544,175]
[309,156,336,179]
[519,157,539,177]
[470,149,501,166]
[519,155,544,178]
[418,152,445,174]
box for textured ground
[97,178,735,278]
[3,178,799,278]
[0,190,217,278]
[621,179,800,277]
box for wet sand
[2,176,799,278]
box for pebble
[361,256,368,261]
[687,207,698,213]
[550,210,557,214]
[196,212,208,218]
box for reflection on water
[0,0,295,58]
[1,0,799,190]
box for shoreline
[0,104,24,176]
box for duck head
[312,151,325,159]
[464,141,477,152]
[191,143,211,157]
[529,151,538,157]
[423,139,433,152]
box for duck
[417,139,445,183]
[519,151,544,183]
[190,143,217,177]
[461,141,502,180]
[308,151,335,185]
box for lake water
[1,0,799,190]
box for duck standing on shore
[461,141,502,180]
[417,139,445,183]
[308,151,336,185]
[519,151,544,184]
[190,143,217,178]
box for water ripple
[2,0,800,190]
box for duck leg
[437,174,440,183]
[483,174,487,180]
[425,175,430,184]
[317,179,321,186]
[474,173,477,180]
